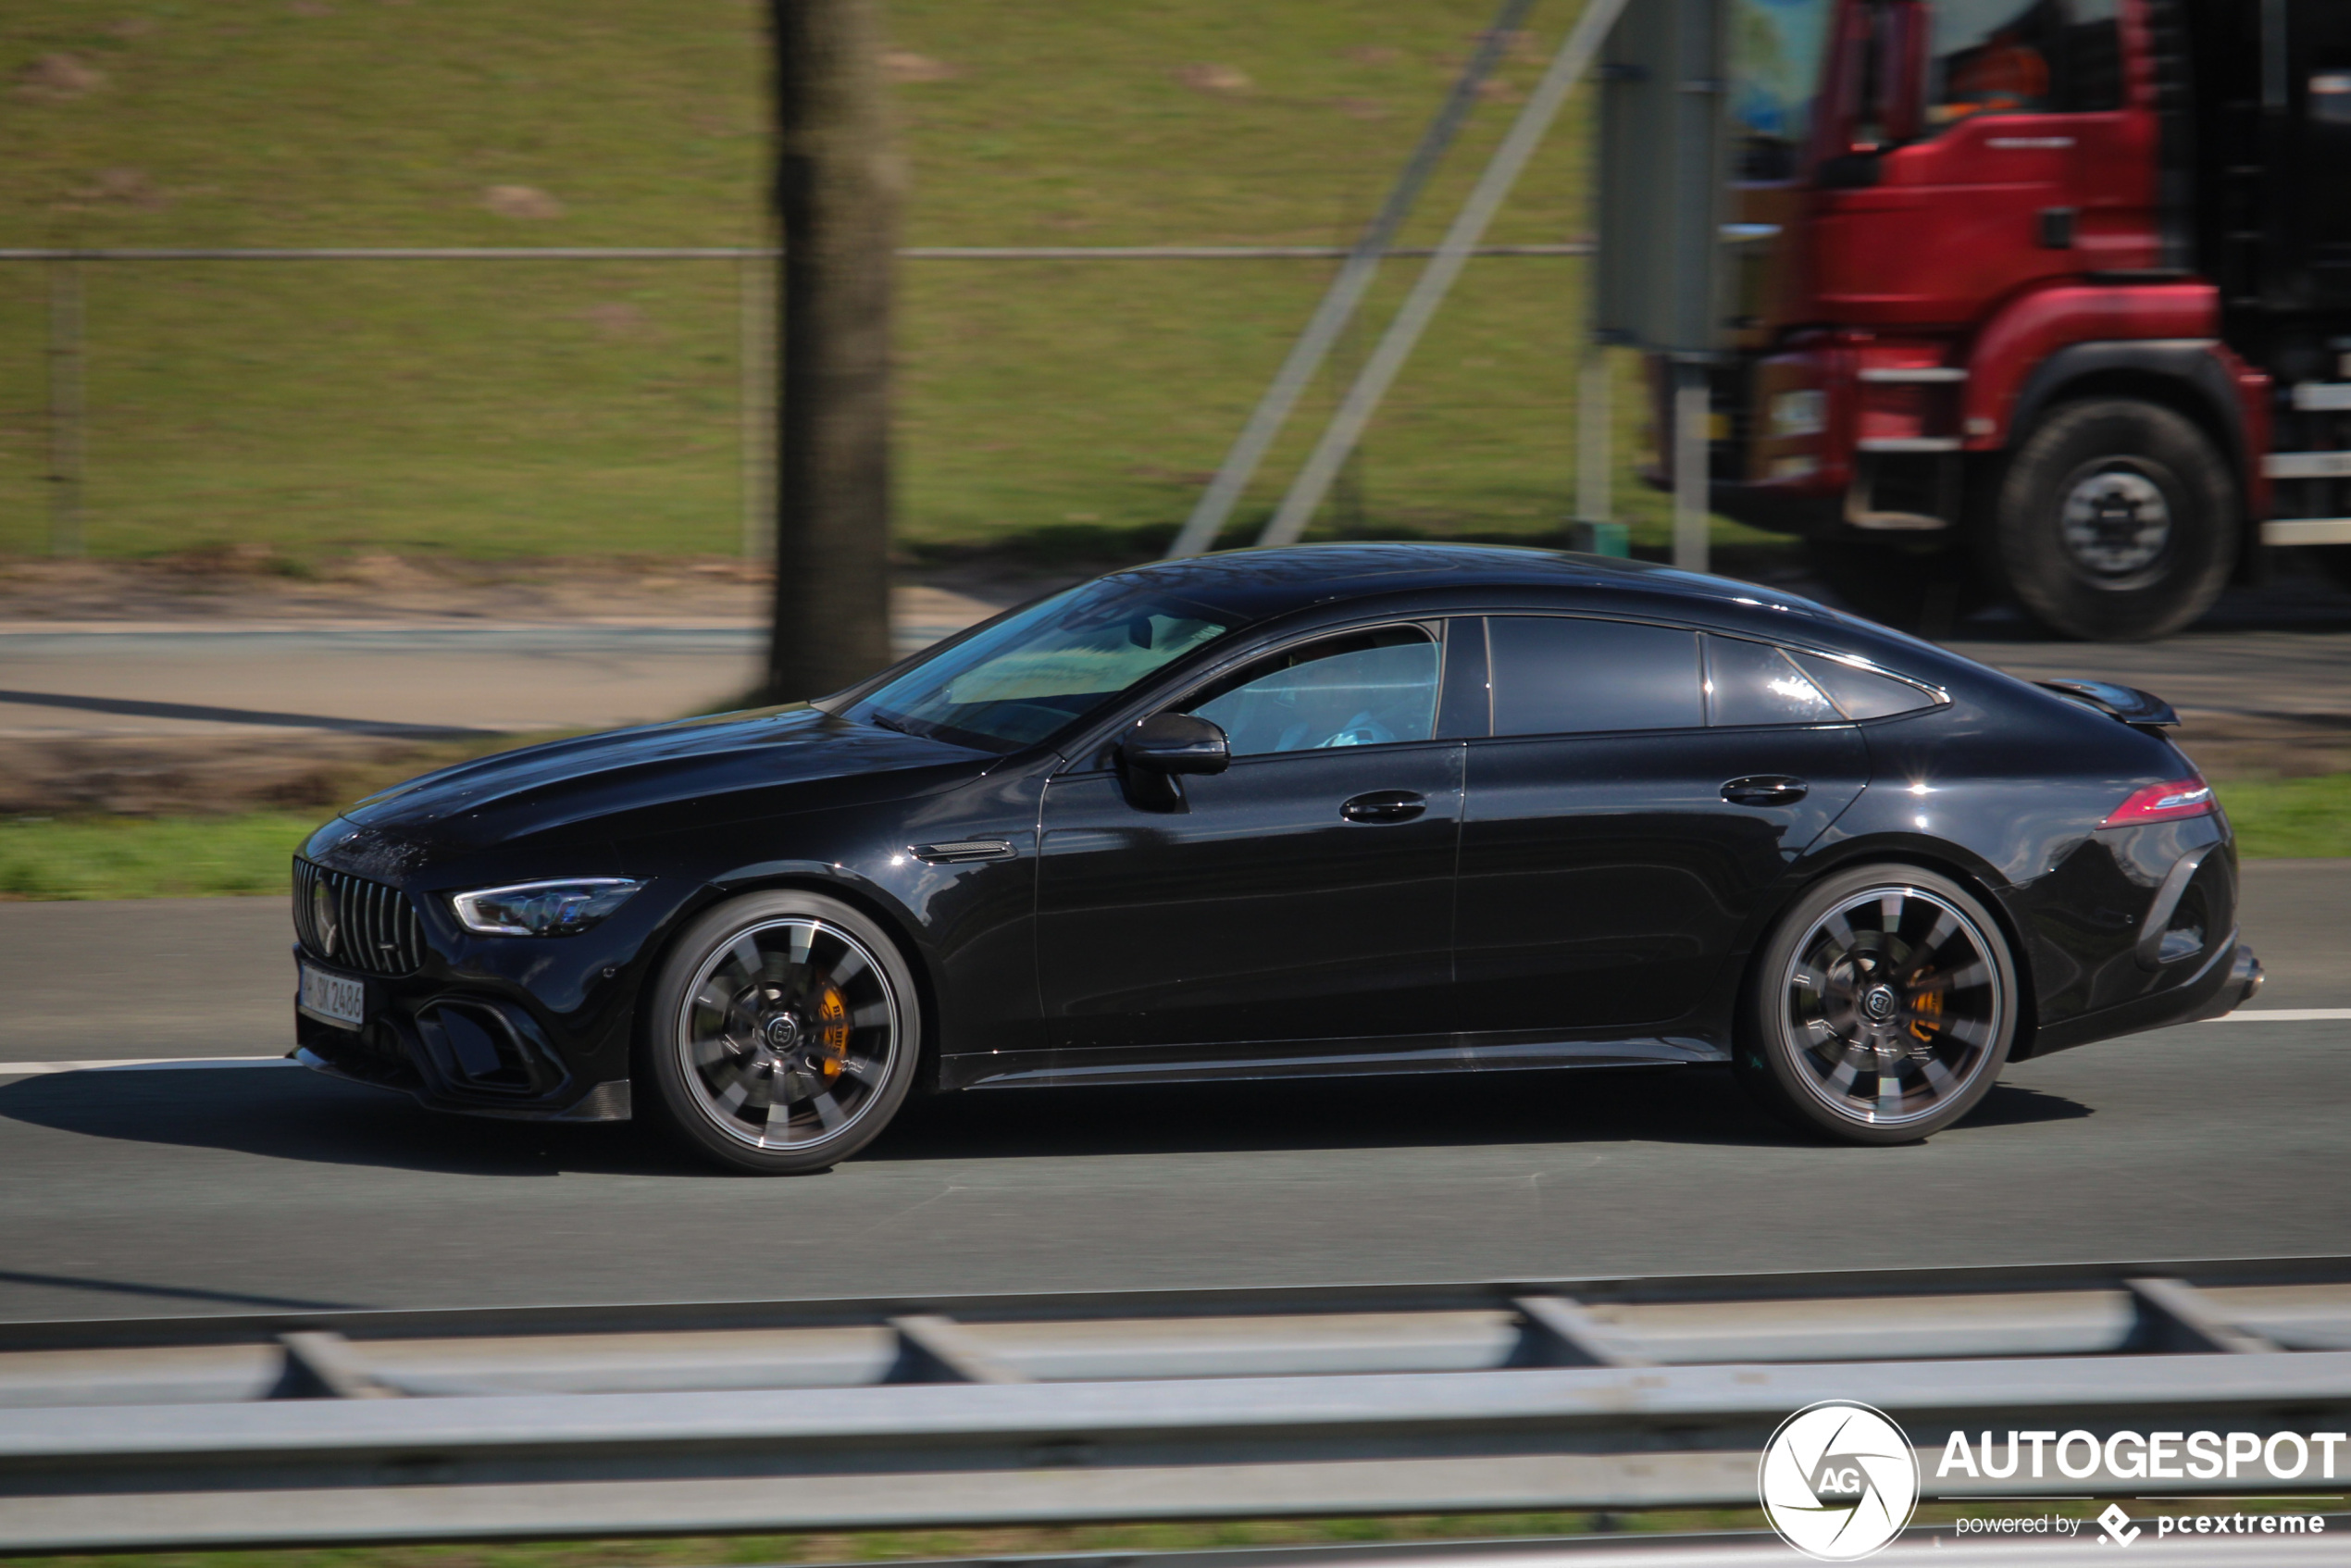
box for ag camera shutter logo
[1759,1400,1921,1561]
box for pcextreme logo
[1759,1400,1922,1561]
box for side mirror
[1120,712,1230,776]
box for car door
[1036,621,1464,1052]
[1450,616,1870,1034]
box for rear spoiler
[2035,678,2180,729]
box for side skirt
[939,1031,1728,1093]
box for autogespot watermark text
[1936,1428,2351,1483]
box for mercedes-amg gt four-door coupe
[291,545,2259,1171]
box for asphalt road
[0,864,2342,1325]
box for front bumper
[292,943,639,1122]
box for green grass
[7,775,2340,903]
[0,812,313,900]
[2218,774,2351,860]
[0,0,1745,563]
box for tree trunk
[765,0,901,702]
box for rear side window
[1706,635,1842,727]
[1790,651,1942,720]
[1486,616,1703,737]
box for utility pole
[765,0,901,702]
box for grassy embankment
[0,0,1744,562]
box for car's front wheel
[1735,865,2018,1144]
[642,890,921,1174]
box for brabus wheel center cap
[761,1013,802,1052]
[1861,985,1900,1024]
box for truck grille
[293,860,427,977]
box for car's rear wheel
[1735,865,2018,1144]
[643,890,920,1174]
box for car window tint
[847,581,1234,753]
[1707,635,1841,727]
[1187,626,1438,757]
[1790,652,1942,720]
[1486,616,1702,737]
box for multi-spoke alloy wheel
[1737,865,2017,1144]
[644,892,920,1174]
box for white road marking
[2213,1008,2351,1023]
[0,1056,297,1077]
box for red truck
[1682,0,2351,639]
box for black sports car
[292,544,2260,1171]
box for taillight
[2102,778,2214,827]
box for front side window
[846,580,1233,753]
[1185,626,1439,757]
[1923,0,2122,131]
[1486,616,1704,738]
[1929,0,2057,126]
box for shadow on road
[865,1065,2091,1162]
[0,1060,2091,1176]
[0,1069,691,1179]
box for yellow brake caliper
[815,982,851,1080]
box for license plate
[298,961,367,1030]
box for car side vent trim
[912,840,1017,865]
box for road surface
[0,864,2341,1325]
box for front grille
[293,859,427,976]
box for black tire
[1985,398,2236,641]
[1735,864,2019,1145]
[1807,540,1994,635]
[641,890,922,1175]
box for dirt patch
[1340,45,1401,66]
[0,735,448,817]
[580,301,653,337]
[880,50,958,83]
[63,166,167,211]
[17,54,106,103]
[2173,713,2351,784]
[483,184,565,219]
[1176,63,1250,94]
[1334,97,1388,121]
[0,551,770,626]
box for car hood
[337,703,988,851]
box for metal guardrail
[4,1256,2351,1550]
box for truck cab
[1684,0,2351,639]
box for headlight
[450,878,642,937]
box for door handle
[1341,790,1427,824]
[1722,775,1809,806]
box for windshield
[1731,0,1835,180]
[841,579,1236,753]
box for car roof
[1094,541,1992,692]
[1101,541,1825,628]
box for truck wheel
[1807,541,1992,634]
[1987,399,2236,641]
